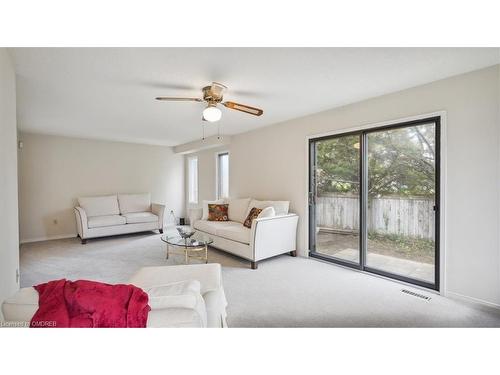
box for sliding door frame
[308,128,364,269]
[308,116,441,291]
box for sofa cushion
[193,220,240,236]
[146,280,202,310]
[146,308,206,328]
[247,199,290,216]
[128,264,223,302]
[145,280,207,328]
[87,214,126,228]
[78,195,120,217]
[118,193,151,214]
[227,197,251,223]
[216,225,251,245]
[201,199,225,220]
[123,212,158,224]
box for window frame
[216,151,230,200]
[187,156,199,204]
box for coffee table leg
[205,244,208,264]
[185,248,188,264]
[166,244,169,260]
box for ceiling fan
[155,82,263,122]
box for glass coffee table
[161,234,213,264]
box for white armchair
[2,263,227,328]
[128,263,228,327]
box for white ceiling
[11,48,500,146]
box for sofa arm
[188,208,203,227]
[251,214,299,261]
[74,206,88,238]
[127,263,223,295]
[152,203,166,229]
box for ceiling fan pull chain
[202,122,205,140]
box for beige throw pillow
[227,197,251,223]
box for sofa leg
[289,250,297,257]
[251,261,258,270]
[81,239,87,245]
[159,228,163,234]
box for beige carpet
[21,231,248,286]
[20,231,500,327]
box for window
[188,157,198,204]
[217,152,229,199]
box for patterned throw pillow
[208,204,229,221]
[243,207,263,228]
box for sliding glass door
[310,133,361,264]
[309,117,440,290]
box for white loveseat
[189,198,299,269]
[1,264,227,328]
[74,193,165,244]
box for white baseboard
[446,290,500,310]
[20,233,77,244]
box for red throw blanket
[31,279,150,328]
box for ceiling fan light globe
[202,106,222,122]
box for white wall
[184,145,227,213]
[189,65,500,306]
[18,133,185,242]
[0,49,19,316]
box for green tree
[316,135,360,194]
[316,124,435,198]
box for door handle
[308,191,315,206]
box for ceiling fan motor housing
[202,85,224,103]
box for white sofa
[1,264,227,328]
[74,193,165,244]
[189,198,299,269]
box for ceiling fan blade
[223,101,263,116]
[155,97,203,102]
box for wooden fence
[316,194,435,240]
